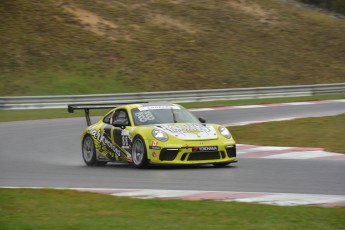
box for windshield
[131,105,200,126]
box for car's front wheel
[131,136,148,168]
[82,135,107,166]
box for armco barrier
[0,83,344,110]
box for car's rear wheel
[131,136,148,168]
[82,135,106,166]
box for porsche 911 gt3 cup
[68,103,237,168]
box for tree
[299,0,345,15]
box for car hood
[153,123,218,140]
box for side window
[113,110,130,126]
[103,111,114,124]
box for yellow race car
[68,103,237,168]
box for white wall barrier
[1,83,344,110]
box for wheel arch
[131,134,150,168]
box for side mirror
[198,117,206,123]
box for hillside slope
[1,0,344,95]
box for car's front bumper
[148,143,237,165]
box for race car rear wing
[68,103,146,126]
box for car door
[109,109,133,161]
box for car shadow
[103,162,238,170]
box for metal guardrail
[1,83,344,110]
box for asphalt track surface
[1,100,345,196]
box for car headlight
[218,126,231,139]
[152,129,169,142]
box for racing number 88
[135,111,155,123]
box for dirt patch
[169,0,186,4]
[227,0,280,25]
[149,13,198,34]
[61,4,121,40]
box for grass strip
[230,113,345,154]
[1,94,344,122]
[0,188,344,230]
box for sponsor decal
[121,129,132,149]
[150,146,161,150]
[122,135,130,148]
[97,155,106,160]
[194,146,218,151]
[152,152,157,158]
[159,124,214,135]
[88,126,121,158]
[138,105,180,111]
[150,141,161,150]
[127,156,133,162]
[152,141,158,146]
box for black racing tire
[213,162,231,168]
[131,136,149,168]
[82,135,107,166]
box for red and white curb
[237,144,345,160]
[83,189,345,207]
[3,187,344,207]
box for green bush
[299,0,345,15]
